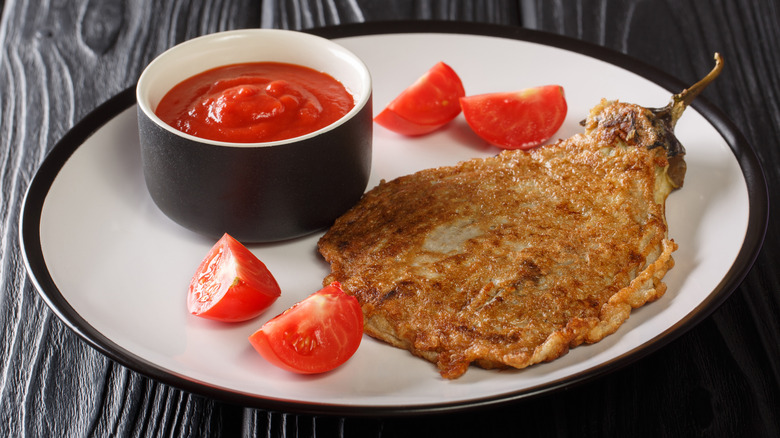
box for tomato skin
[187,233,281,322]
[374,61,465,136]
[248,282,363,374]
[374,107,443,136]
[460,85,567,150]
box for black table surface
[2,1,778,436]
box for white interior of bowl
[136,29,372,147]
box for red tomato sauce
[155,62,355,143]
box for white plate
[20,23,767,415]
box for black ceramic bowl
[136,29,372,242]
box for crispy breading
[318,99,681,379]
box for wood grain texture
[261,0,521,28]
[0,0,777,436]
[0,1,256,436]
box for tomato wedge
[249,282,363,374]
[374,61,465,136]
[460,85,567,150]
[187,233,280,322]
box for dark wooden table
[2,1,778,436]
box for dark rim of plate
[18,20,769,417]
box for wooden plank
[260,0,521,29]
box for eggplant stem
[668,53,724,126]
[649,53,723,188]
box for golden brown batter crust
[318,100,680,379]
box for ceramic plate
[20,22,768,416]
